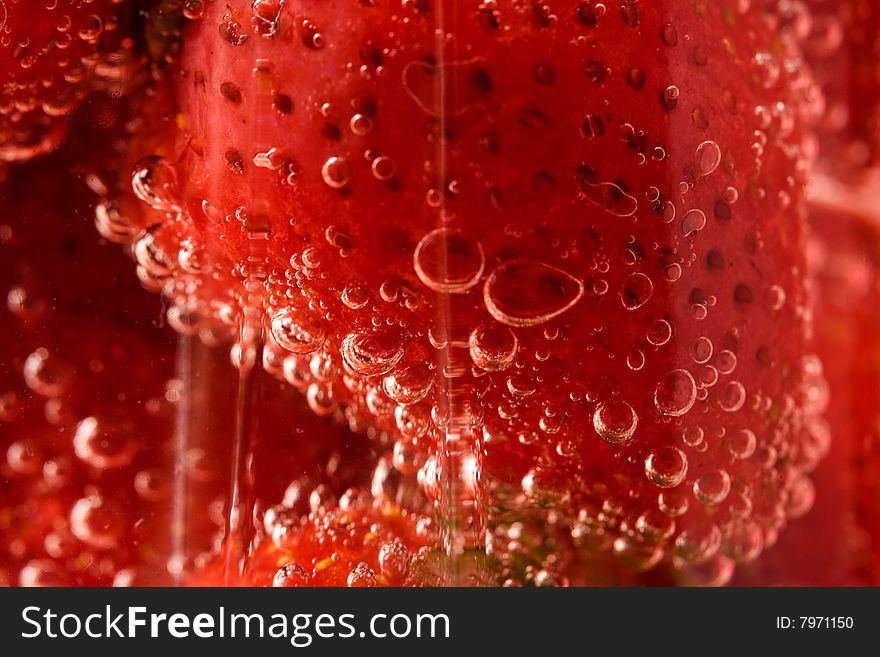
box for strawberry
[0,0,138,162]
[803,0,880,178]
[0,150,178,585]
[112,1,829,585]
[191,491,433,587]
[733,199,880,585]
[0,138,384,586]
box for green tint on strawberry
[0,0,136,162]
[114,1,828,585]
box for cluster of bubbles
[0,1,139,162]
[104,0,834,586]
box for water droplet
[469,323,518,371]
[413,228,484,293]
[654,369,697,416]
[341,328,404,376]
[620,272,653,310]
[593,401,638,443]
[645,446,688,488]
[484,260,584,327]
[695,140,721,175]
[270,308,326,355]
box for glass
[1,0,878,587]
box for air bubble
[715,349,737,374]
[469,323,518,371]
[727,429,757,459]
[70,494,125,549]
[23,349,71,397]
[577,178,638,217]
[131,156,180,212]
[321,156,350,189]
[654,369,697,416]
[695,140,722,176]
[341,328,405,376]
[620,272,653,310]
[484,260,584,327]
[693,469,731,505]
[371,155,397,180]
[681,426,704,447]
[270,308,326,355]
[691,336,713,364]
[383,363,433,405]
[252,0,283,37]
[273,563,309,587]
[341,285,370,309]
[765,285,786,311]
[646,318,672,346]
[414,228,485,293]
[183,0,205,20]
[593,401,638,444]
[718,381,746,412]
[682,208,707,236]
[626,348,645,371]
[73,417,136,470]
[645,446,688,488]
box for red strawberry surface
[99,1,829,585]
[0,122,393,586]
[804,0,880,179]
[191,492,433,587]
[0,0,139,162]
[733,196,880,586]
